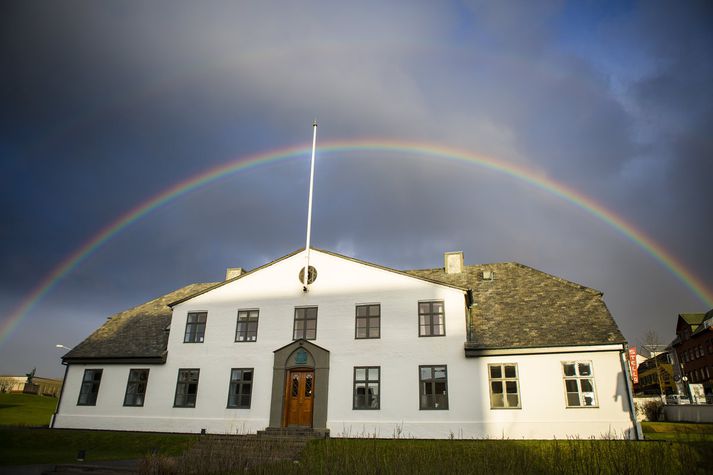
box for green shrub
[642,399,664,422]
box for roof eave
[62,355,167,365]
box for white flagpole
[303,120,318,290]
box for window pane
[580,379,593,392]
[306,319,317,330]
[305,328,316,339]
[565,379,578,392]
[504,365,516,378]
[369,305,380,316]
[307,308,317,318]
[420,367,432,380]
[582,393,595,406]
[490,365,502,379]
[578,363,591,376]
[356,327,367,338]
[506,394,519,407]
[369,317,380,328]
[356,306,367,316]
[567,393,580,406]
[491,381,503,394]
[420,325,431,336]
[434,367,447,379]
[369,327,380,338]
[355,368,366,380]
[356,318,367,328]
[506,381,518,394]
[433,324,445,336]
[563,364,576,376]
[419,303,430,314]
[432,302,444,313]
[419,315,429,325]
[491,392,504,407]
[368,368,379,381]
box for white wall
[54,250,635,438]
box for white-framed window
[562,361,597,407]
[488,363,520,409]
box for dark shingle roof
[63,283,216,363]
[407,262,625,349]
[65,253,625,362]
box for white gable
[174,249,463,307]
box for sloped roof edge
[168,247,469,307]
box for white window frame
[562,361,598,408]
[488,363,521,409]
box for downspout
[620,348,643,440]
[50,361,69,429]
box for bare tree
[640,330,665,398]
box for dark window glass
[174,369,200,407]
[355,305,381,339]
[293,307,317,340]
[77,369,102,406]
[353,366,380,409]
[419,365,448,410]
[418,301,445,337]
[227,368,253,408]
[235,310,259,342]
[184,312,207,343]
[123,369,149,407]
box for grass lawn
[250,438,709,474]
[0,393,56,427]
[642,421,713,441]
[0,427,196,466]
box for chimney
[444,251,464,274]
[225,268,244,280]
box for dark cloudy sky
[1,1,711,377]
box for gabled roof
[64,250,625,362]
[679,313,707,332]
[408,262,625,349]
[62,283,216,363]
[168,247,468,307]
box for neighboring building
[52,248,638,439]
[672,310,713,396]
[0,376,62,397]
[635,351,675,395]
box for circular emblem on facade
[298,266,317,284]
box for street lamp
[55,344,72,351]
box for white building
[52,248,639,439]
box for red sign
[628,346,639,384]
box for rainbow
[2,140,711,346]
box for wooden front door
[284,370,314,427]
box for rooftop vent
[225,267,244,280]
[444,251,464,274]
[482,270,494,281]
